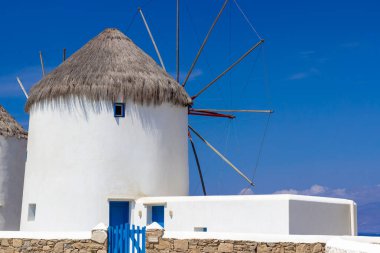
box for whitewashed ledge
[0,231,91,240]
[0,223,108,241]
[326,236,380,253]
[163,231,333,243]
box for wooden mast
[182,0,229,88]
[139,8,166,71]
[176,0,180,82]
[39,51,45,77]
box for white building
[0,105,27,230]
[20,28,192,231]
[132,195,357,236]
[19,28,357,236]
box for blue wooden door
[152,206,164,227]
[109,201,129,227]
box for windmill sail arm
[176,0,180,82]
[138,8,166,71]
[16,77,29,99]
[189,108,235,119]
[188,125,255,187]
[192,39,264,100]
[182,0,229,87]
[193,109,274,114]
[39,51,45,77]
[188,132,207,195]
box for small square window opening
[194,227,207,232]
[114,103,125,118]
[28,203,36,221]
[147,205,165,228]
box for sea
[358,232,380,237]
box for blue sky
[1,0,380,230]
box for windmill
[15,0,273,196]
[136,0,273,195]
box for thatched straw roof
[0,105,27,139]
[25,28,192,112]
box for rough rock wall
[0,227,108,253]
[0,238,107,253]
[146,230,325,253]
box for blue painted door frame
[109,201,130,227]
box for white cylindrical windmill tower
[0,105,27,230]
[20,28,192,231]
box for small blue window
[194,227,207,232]
[152,206,165,228]
[114,103,125,117]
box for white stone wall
[289,199,355,235]
[132,195,357,236]
[326,237,380,253]
[20,98,189,231]
[0,136,27,230]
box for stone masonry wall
[146,230,326,253]
[0,227,108,253]
[0,239,107,253]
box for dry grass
[25,28,192,112]
[0,105,27,139]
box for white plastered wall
[20,98,188,231]
[133,195,290,234]
[289,199,354,235]
[133,195,356,235]
[0,135,27,231]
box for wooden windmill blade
[149,0,267,191]
[138,7,166,71]
[63,48,67,62]
[177,0,264,98]
[176,0,180,82]
[193,109,273,113]
[182,0,230,88]
[190,108,274,116]
[188,131,207,196]
[39,51,45,77]
[191,39,264,100]
[16,77,29,99]
[188,125,255,187]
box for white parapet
[133,194,357,236]
[0,231,91,240]
[0,223,109,240]
[326,236,380,253]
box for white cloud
[274,184,327,195]
[239,187,254,195]
[332,188,347,196]
[287,67,320,81]
[288,72,309,80]
[274,184,380,205]
[307,184,327,195]
[168,68,203,83]
[274,189,299,195]
[188,68,203,80]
